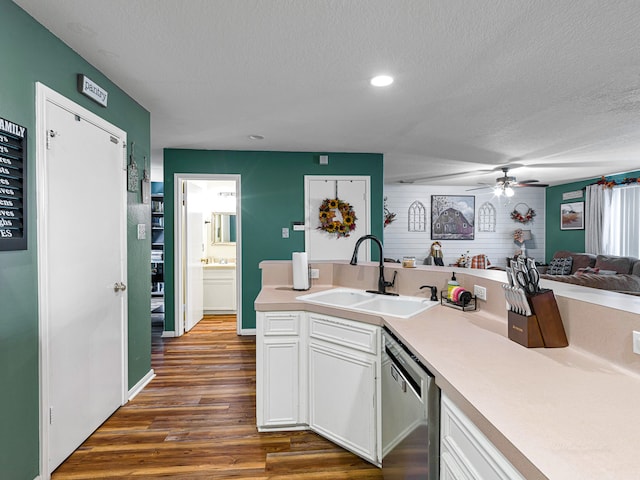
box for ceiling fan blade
[518,179,540,184]
[516,183,549,188]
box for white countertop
[255,285,640,480]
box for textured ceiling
[13,0,640,186]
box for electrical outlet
[633,331,640,355]
[474,285,487,301]
[281,227,289,238]
[137,223,146,240]
[310,268,320,279]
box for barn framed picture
[431,195,475,240]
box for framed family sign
[0,116,27,251]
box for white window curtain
[602,184,640,257]
[584,184,609,254]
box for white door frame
[304,175,371,261]
[35,83,128,478]
[174,173,242,336]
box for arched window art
[478,202,496,232]
[408,201,426,232]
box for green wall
[1,2,151,478]
[163,149,384,332]
[545,169,640,262]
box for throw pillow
[595,255,633,274]
[547,257,573,275]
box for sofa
[540,250,640,294]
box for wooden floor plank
[52,315,382,479]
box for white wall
[383,184,545,267]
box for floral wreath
[318,198,357,238]
[510,203,536,224]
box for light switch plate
[137,223,146,240]
[633,331,640,355]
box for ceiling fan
[468,167,549,197]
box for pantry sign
[0,116,27,251]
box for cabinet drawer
[308,313,378,354]
[262,311,302,336]
[441,395,524,480]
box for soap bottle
[447,272,459,300]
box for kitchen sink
[297,288,438,319]
[298,289,374,306]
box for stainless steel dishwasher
[382,326,439,479]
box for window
[408,201,426,232]
[602,184,640,257]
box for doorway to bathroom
[175,174,241,335]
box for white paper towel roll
[292,252,309,290]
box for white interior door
[185,181,204,332]
[305,176,370,261]
[39,90,127,472]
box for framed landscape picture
[431,195,475,240]
[560,201,584,230]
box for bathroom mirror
[211,212,236,244]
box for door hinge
[49,406,53,425]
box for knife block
[527,289,568,347]
[507,289,568,348]
[508,311,545,348]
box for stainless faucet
[349,234,398,296]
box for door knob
[114,282,127,292]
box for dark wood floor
[52,315,383,479]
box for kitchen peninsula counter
[255,264,640,480]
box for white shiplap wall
[383,184,545,267]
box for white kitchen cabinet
[441,394,524,480]
[307,313,381,466]
[255,310,381,465]
[203,266,236,313]
[256,311,306,430]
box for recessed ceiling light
[370,75,394,87]
[248,134,264,140]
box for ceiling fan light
[505,186,515,197]
[370,75,394,87]
[493,186,503,196]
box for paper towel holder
[292,252,311,291]
[292,266,312,291]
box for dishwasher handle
[386,345,422,398]
[390,363,407,393]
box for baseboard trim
[161,330,176,338]
[239,328,256,336]
[128,369,155,401]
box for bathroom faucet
[349,234,398,296]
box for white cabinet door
[256,312,306,430]
[441,394,525,480]
[260,338,300,427]
[309,340,379,465]
[203,267,236,312]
